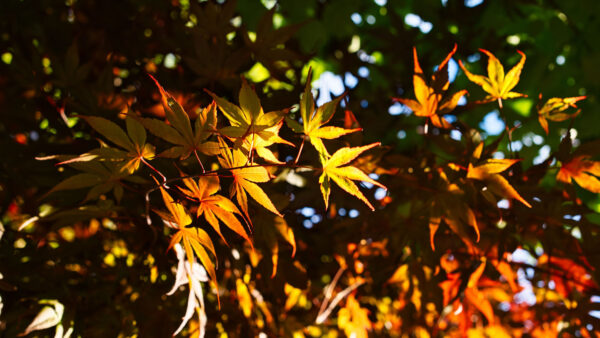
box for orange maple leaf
[393,45,467,129]
[467,158,531,208]
[179,174,252,247]
[557,155,600,193]
[153,181,217,286]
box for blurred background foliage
[1,0,600,336]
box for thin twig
[315,280,365,324]
[317,267,345,317]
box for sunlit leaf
[143,76,219,160]
[179,174,252,246]
[459,49,526,107]
[320,143,386,210]
[537,95,586,134]
[557,155,600,193]
[468,159,531,208]
[207,79,291,163]
[286,69,360,156]
[393,45,467,128]
[217,138,282,219]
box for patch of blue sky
[450,130,461,140]
[388,102,410,116]
[299,207,315,217]
[465,0,484,7]
[480,110,504,135]
[467,53,481,63]
[533,145,551,165]
[358,66,370,78]
[404,13,433,34]
[315,71,345,106]
[374,188,387,200]
[345,72,358,88]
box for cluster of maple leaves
[42,64,389,334]
[38,43,599,336]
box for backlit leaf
[459,49,526,108]
[557,156,600,193]
[320,143,386,210]
[286,69,360,156]
[393,45,467,128]
[537,95,585,134]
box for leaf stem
[194,150,206,173]
[294,138,305,164]
[141,157,168,188]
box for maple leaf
[167,243,209,337]
[430,186,480,249]
[467,158,532,208]
[142,75,219,161]
[538,254,598,297]
[319,143,386,211]
[71,115,155,174]
[207,79,292,164]
[459,49,526,108]
[217,138,282,220]
[393,45,467,129]
[537,95,585,134]
[178,174,252,246]
[337,294,371,338]
[154,182,217,287]
[285,69,361,156]
[242,8,304,79]
[557,155,600,193]
[464,262,496,325]
[45,161,146,202]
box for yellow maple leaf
[145,75,220,161]
[393,45,467,129]
[217,138,282,221]
[337,294,371,338]
[459,49,526,108]
[207,79,292,164]
[319,143,386,211]
[537,95,585,134]
[285,69,361,156]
